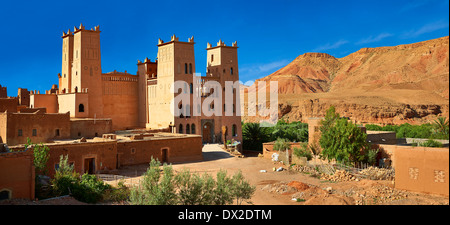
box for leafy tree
[25,138,50,176]
[319,107,370,165]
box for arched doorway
[201,119,214,143]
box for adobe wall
[0,113,6,143]
[0,150,35,200]
[102,74,139,130]
[9,140,118,178]
[70,118,112,139]
[262,141,303,162]
[393,146,448,196]
[367,131,397,145]
[30,94,58,113]
[3,112,71,146]
[17,88,30,106]
[0,98,18,113]
[117,134,203,166]
[57,93,89,118]
[307,117,323,152]
[0,85,7,98]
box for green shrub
[419,139,443,148]
[293,143,313,160]
[51,155,111,204]
[129,158,255,205]
[273,138,291,151]
[365,148,379,166]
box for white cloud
[312,40,349,52]
[356,33,393,45]
[240,59,289,75]
[403,20,449,38]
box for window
[179,124,183,134]
[79,104,84,112]
[191,124,196,134]
[18,129,23,137]
[186,104,191,118]
[232,124,237,137]
[131,148,136,154]
[185,63,188,74]
[190,83,193,94]
[32,129,37,136]
[55,129,60,137]
[211,54,214,62]
[189,63,192,74]
[186,124,190,134]
[0,189,11,200]
[230,67,233,75]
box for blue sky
[0,0,448,96]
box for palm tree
[433,117,449,137]
[242,123,271,151]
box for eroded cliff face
[242,36,449,125]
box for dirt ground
[3,144,448,205]
[114,144,448,205]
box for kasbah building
[0,24,243,200]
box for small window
[79,104,85,112]
[232,124,237,137]
[184,63,188,74]
[78,132,81,137]
[189,63,193,74]
[179,124,183,134]
[191,124,196,134]
[211,54,214,62]
[32,129,37,136]
[186,104,191,118]
[0,189,11,200]
[230,67,233,75]
[55,129,60,137]
[18,129,23,137]
[186,124,190,134]
[131,148,136,154]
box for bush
[365,149,379,166]
[129,158,255,205]
[365,122,448,140]
[273,138,291,151]
[293,143,313,160]
[51,155,111,204]
[418,139,443,148]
